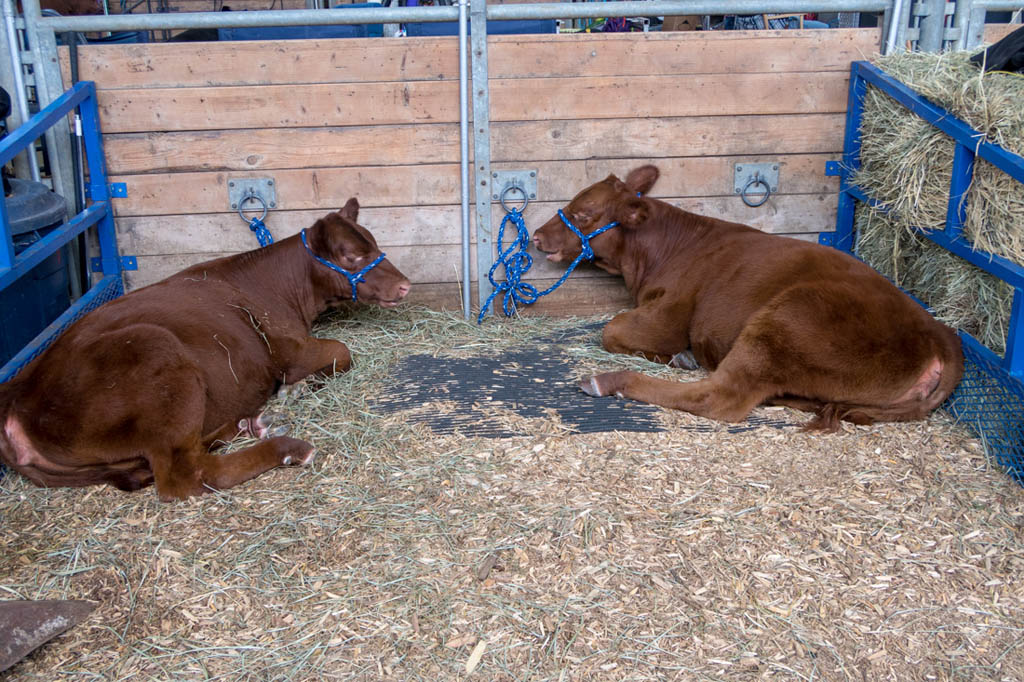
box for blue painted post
[1007,288,1024,378]
[945,141,974,239]
[828,63,868,254]
[0,196,13,270]
[77,82,120,277]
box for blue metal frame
[827,61,1024,380]
[0,81,124,384]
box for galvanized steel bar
[471,0,492,316]
[37,0,890,33]
[1,0,38,181]
[21,0,75,225]
[41,6,458,31]
[488,0,888,18]
[458,0,471,319]
[972,0,1024,8]
[916,0,948,51]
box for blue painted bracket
[0,81,125,382]
[828,61,1024,379]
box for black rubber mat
[373,324,794,438]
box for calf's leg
[602,305,692,364]
[151,435,316,500]
[278,337,352,384]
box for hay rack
[824,61,1024,482]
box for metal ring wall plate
[740,176,771,208]
[238,192,269,222]
[500,184,529,214]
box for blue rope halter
[477,208,619,323]
[300,228,387,303]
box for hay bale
[852,51,1024,354]
[855,205,1014,354]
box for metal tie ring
[740,173,772,208]
[499,183,529,214]
[237,191,269,223]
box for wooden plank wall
[63,28,882,315]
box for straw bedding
[852,51,1024,355]
[1,307,1023,681]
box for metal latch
[491,170,537,212]
[228,178,277,212]
[734,163,779,208]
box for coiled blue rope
[477,208,619,323]
[249,216,274,248]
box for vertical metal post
[951,0,971,49]
[458,0,471,319]
[894,0,914,51]
[20,0,76,218]
[917,0,948,51]
[470,0,492,315]
[884,0,906,53]
[964,5,987,49]
[2,0,39,181]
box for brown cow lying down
[0,199,410,499]
[532,165,964,431]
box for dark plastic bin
[220,3,384,40]
[404,18,557,36]
[0,178,70,368]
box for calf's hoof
[669,350,700,370]
[277,380,307,400]
[276,436,316,467]
[239,411,290,439]
[580,371,628,399]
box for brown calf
[532,165,963,431]
[0,200,410,499]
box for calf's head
[532,165,660,271]
[304,198,411,307]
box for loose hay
[853,51,1024,355]
[2,307,1023,681]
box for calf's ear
[625,165,659,196]
[340,197,360,221]
[615,197,649,228]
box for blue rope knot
[249,217,275,248]
[300,228,386,302]
[477,207,619,323]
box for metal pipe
[884,0,904,52]
[487,0,889,19]
[39,0,890,32]
[972,0,1024,8]
[43,6,459,31]
[470,0,492,316]
[458,0,470,319]
[2,0,39,181]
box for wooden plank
[109,154,838,216]
[103,113,845,174]
[63,29,879,90]
[64,37,459,90]
[983,23,1021,43]
[118,195,833,258]
[490,115,845,163]
[95,71,849,133]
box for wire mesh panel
[946,340,1024,481]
